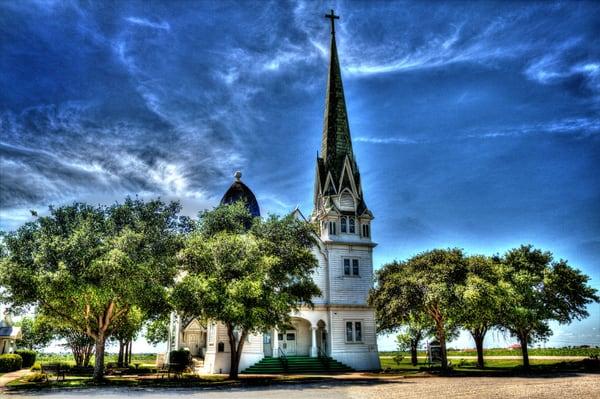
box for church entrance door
[278,330,297,356]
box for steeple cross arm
[324,9,340,35]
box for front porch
[262,317,328,359]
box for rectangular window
[362,224,370,238]
[346,322,353,342]
[352,259,359,276]
[343,259,351,275]
[345,321,363,343]
[329,221,336,235]
[349,217,355,233]
[341,217,347,233]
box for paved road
[4,374,599,398]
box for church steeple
[313,10,371,222]
[321,10,354,181]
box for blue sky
[1,0,599,351]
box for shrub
[583,355,599,371]
[169,349,191,371]
[22,372,47,383]
[0,354,23,372]
[15,349,36,368]
[30,362,41,372]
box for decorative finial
[234,171,242,181]
[324,9,340,35]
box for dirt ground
[3,373,600,398]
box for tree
[57,326,96,367]
[457,255,507,368]
[498,245,599,369]
[396,313,432,366]
[15,314,54,351]
[369,249,468,370]
[0,198,186,381]
[172,202,320,378]
[145,314,170,346]
[110,307,143,367]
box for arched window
[349,217,355,234]
[218,342,225,352]
[341,217,347,233]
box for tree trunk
[93,334,106,382]
[83,343,93,367]
[518,333,530,370]
[410,342,419,366]
[226,325,247,379]
[469,327,488,369]
[410,330,422,366]
[473,332,485,369]
[124,340,129,367]
[128,340,133,365]
[118,341,124,367]
[438,328,448,370]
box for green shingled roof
[317,29,365,207]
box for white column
[174,314,181,349]
[310,326,318,357]
[272,329,279,357]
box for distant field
[378,356,590,373]
[379,347,600,357]
[36,353,156,365]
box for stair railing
[317,347,331,369]
[278,347,288,371]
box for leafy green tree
[457,255,507,368]
[15,314,54,351]
[369,249,468,370]
[56,324,96,367]
[172,202,320,378]
[498,245,599,369]
[395,313,432,366]
[0,198,186,380]
[145,314,170,346]
[110,307,144,367]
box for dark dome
[220,171,260,217]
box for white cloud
[125,16,170,31]
[354,136,418,145]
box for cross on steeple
[324,9,339,35]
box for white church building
[167,11,380,373]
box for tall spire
[321,10,354,179]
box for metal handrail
[317,347,331,369]
[278,347,288,371]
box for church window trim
[349,217,355,234]
[341,217,347,233]
[343,258,360,276]
[345,320,363,343]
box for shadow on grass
[5,373,409,392]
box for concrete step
[241,356,354,374]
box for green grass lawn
[379,356,591,375]
[379,347,600,358]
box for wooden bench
[156,362,185,379]
[41,363,66,381]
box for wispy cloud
[354,136,418,145]
[125,16,170,31]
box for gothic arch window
[341,217,347,233]
[349,217,355,234]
